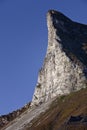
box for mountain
[0,10,87,130]
[31,10,87,106]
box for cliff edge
[32,10,87,106]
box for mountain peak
[47,10,87,66]
[47,10,72,23]
[31,10,87,106]
[47,10,72,36]
[1,10,87,130]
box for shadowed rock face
[32,10,87,106]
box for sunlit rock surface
[32,10,87,106]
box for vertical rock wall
[31,10,87,106]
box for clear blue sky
[0,0,87,115]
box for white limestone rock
[31,10,87,106]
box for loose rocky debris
[0,102,30,129]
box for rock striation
[31,10,87,106]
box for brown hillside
[25,88,87,130]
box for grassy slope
[25,88,87,130]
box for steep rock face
[31,10,87,106]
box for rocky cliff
[31,10,87,106]
[1,10,87,130]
